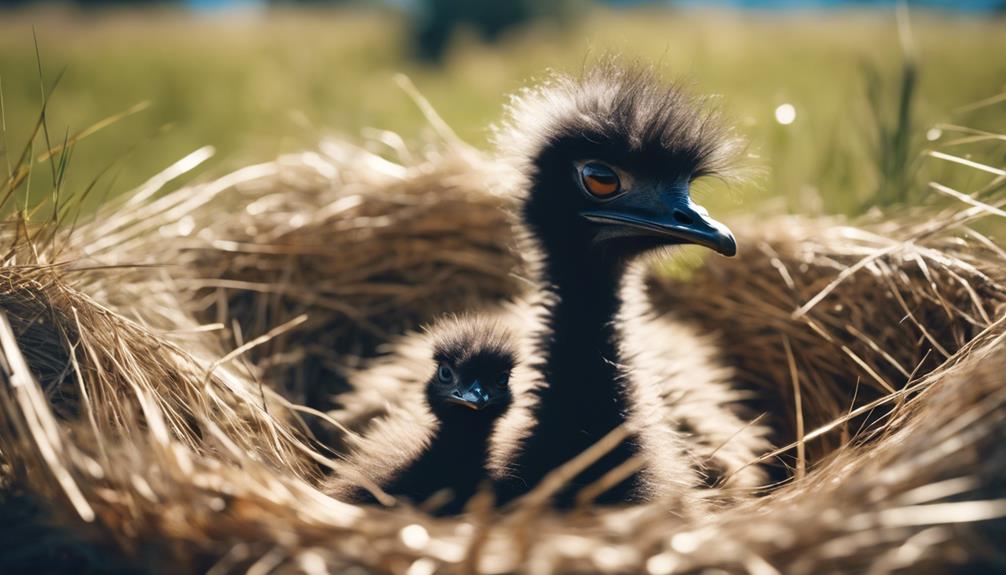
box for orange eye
[581,162,621,197]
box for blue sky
[184,0,1004,12]
[186,0,264,10]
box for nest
[1,116,1004,574]
[166,138,520,409]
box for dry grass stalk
[650,211,1006,468]
[152,139,522,409]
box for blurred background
[0,0,1003,216]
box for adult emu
[491,63,766,506]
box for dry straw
[1,98,1004,574]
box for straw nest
[1,112,1004,574]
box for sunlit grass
[0,6,1004,215]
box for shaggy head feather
[427,314,519,371]
[493,61,745,185]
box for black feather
[494,60,745,186]
[493,62,754,506]
[374,315,517,515]
[428,314,519,371]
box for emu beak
[581,185,737,257]
[446,380,494,410]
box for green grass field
[1,6,1004,216]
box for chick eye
[437,364,454,383]
[581,162,621,198]
[498,373,510,387]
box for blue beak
[446,380,494,410]
[581,184,737,257]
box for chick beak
[446,380,493,411]
[581,184,737,257]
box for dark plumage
[491,63,762,506]
[428,315,518,372]
[332,315,518,515]
[494,65,742,190]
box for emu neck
[541,251,625,386]
[386,414,497,516]
[508,236,642,506]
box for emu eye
[581,162,621,198]
[437,364,453,383]
[498,373,510,387]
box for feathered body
[490,64,767,505]
[328,315,521,515]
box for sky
[182,0,1005,11]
